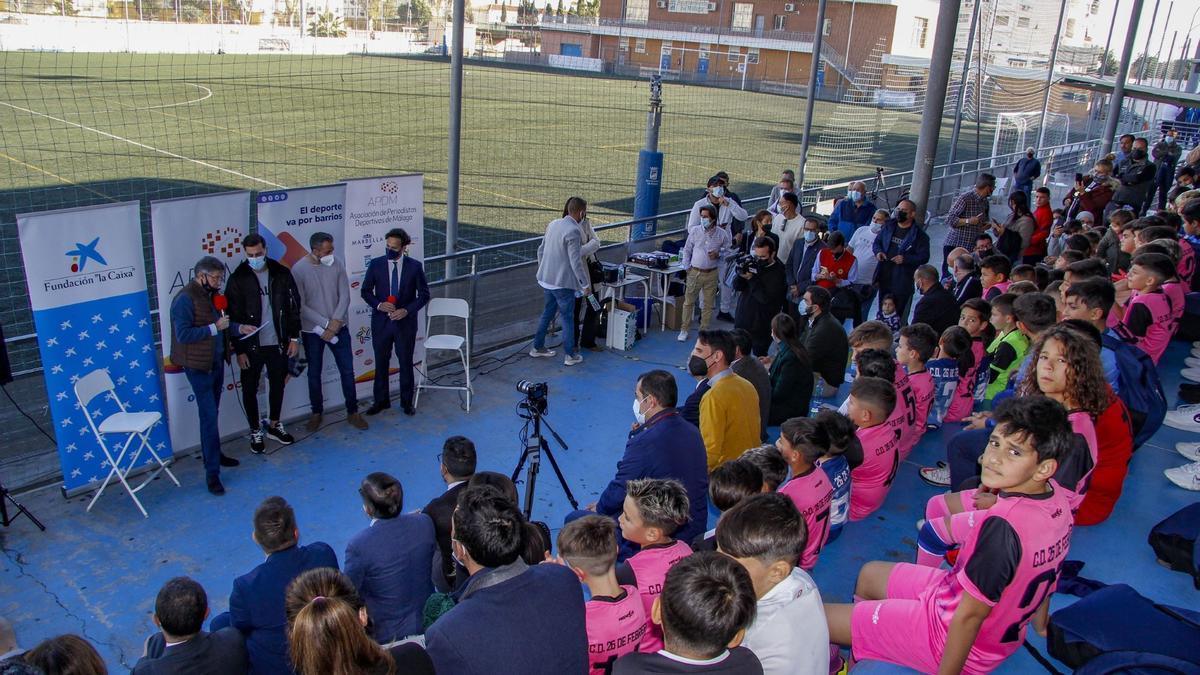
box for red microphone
[387,295,397,305]
[213,294,228,316]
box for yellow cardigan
[700,372,761,472]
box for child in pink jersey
[897,323,939,457]
[928,326,977,428]
[558,515,650,675]
[776,411,855,570]
[1118,253,1180,364]
[845,322,919,453]
[825,396,1076,675]
[957,298,994,407]
[845,376,900,521]
[616,478,694,654]
[979,255,1012,302]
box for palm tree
[308,9,347,35]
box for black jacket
[913,283,960,336]
[224,258,301,354]
[423,482,469,590]
[733,259,787,341]
[952,275,982,305]
[133,629,248,675]
[800,311,849,388]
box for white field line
[0,99,285,189]
[129,82,214,110]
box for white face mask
[701,218,714,229]
[711,186,725,198]
[847,190,862,202]
[804,231,818,243]
[319,254,335,267]
[247,255,266,271]
[797,299,810,315]
[870,221,884,233]
[632,396,647,425]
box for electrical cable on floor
[0,382,58,446]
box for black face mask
[687,354,710,377]
[1131,149,1147,161]
[894,210,909,224]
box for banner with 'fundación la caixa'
[17,201,171,493]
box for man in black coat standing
[872,199,930,324]
[733,236,787,356]
[912,265,960,336]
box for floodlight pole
[908,0,963,222]
[948,0,981,165]
[1088,0,1121,140]
[1102,0,1146,155]
[446,0,465,261]
[795,0,828,191]
[1036,0,1069,150]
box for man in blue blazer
[587,370,708,558]
[210,496,338,675]
[360,227,430,416]
[344,472,436,643]
[425,485,587,675]
[872,198,931,323]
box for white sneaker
[1173,403,1200,415]
[677,330,689,342]
[529,347,555,358]
[1177,442,1200,463]
[1164,461,1200,491]
[919,466,951,487]
[1165,407,1200,432]
[564,353,583,366]
[1182,368,1200,383]
[1187,357,1200,369]
[1192,347,1200,359]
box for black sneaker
[266,422,295,445]
[207,476,225,495]
[249,428,266,454]
[716,312,734,323]
[219,453,240,467]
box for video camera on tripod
[511,379,577,520]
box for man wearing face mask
[796,286,848,397]
[678,205,732,342]
[950,254,982,305]
[1168,166,1196,208]
[362,227,430,416]
[1066,159,1118,220]
[828,181,876,242]
[292,231,368,433]
[1113,137,1156,215]
[872,198,929,324]
[170,256,251,495]
[768,169,796,213]
[773,192,805,264]
[689,330,760,472]
[847,209,887,326]
[785,216,826,319]
[733,236,787,356]
[583,370,708,552]
[1012,147,1041,198]
[688,176,748,322]
[1152,129,1183,211]
[225,233,302,454]
[911,264,959,335]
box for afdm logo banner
[151,191,253,453]
[257,184,349,419]
[17,201,171,492]
[343,175,425,400]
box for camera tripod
[1,479,45,531]
[511,404,578,521]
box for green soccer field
[0,51,998,259]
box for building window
[625,0,648,23]
[995,15,1009,26]
[1017,16,1030,28]
[668,0,709,14]
[699,43,711,58]
[619,37,629,51]
[732,2,752,30]
[1065,18,1075,38]
[728,45,742,62]
[912,17,929,48]
[823,18,831,36]
[635,38,647,53]
[774,14,785,30]
[747,48,760,64]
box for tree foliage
[308,9,347,36]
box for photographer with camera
[531,197,593,366]
[732,236,787,356]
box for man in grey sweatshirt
[291,231,368,432]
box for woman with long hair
[764,313,814,425]
[994,190,1036,261]
[286,568,433,675]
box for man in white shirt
[678,205,733,342]
[717,494,829,675]
[847,209,888,325]
[772,192,805,264]
[687,176,748,322]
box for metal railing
[541,14,818,46]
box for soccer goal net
[991,111,1070,157]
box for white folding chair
[414,297,473,412]
[74,369,179,518]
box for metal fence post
[795,0,827,190]
[1102,0,1145,155]
[446,0,465,264]
[908,0,962,222]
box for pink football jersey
[779,466,834,570]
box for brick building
[540,0,940,90]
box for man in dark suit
[210,496,338,675]
[421,435,477,591]
[950,254,983,305]
[360,228,430,416]
[425,486,587,675]
[730,329,771,441]
[912,265,960,336]
[134,577,247,675]
[345,472,436,643]
[872,198,930,323]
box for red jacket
[1075,394,1133,526]
[1024,205,1053,257]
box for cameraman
[733,236,787,356]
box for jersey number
[1001,567,1060,644]
[903,388,917,426]
[883,448,901,487]
[813,507,831,555]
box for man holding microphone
[169,256,253,495]
[362,228,430,416]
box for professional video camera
[516,379,549,416]
[734,253,765,276]
[511,379,577,520]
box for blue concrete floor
[1,326,1197,673]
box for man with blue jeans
[291,231,368,433]
[531,196,592,366]
[169,257,252,495]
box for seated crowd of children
[11,186,1198,675]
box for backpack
[1046,584,1200,672]
[1100,332,1167,448]
[1148,503,1200,590]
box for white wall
[0,13,422,54]
[888,0,939,59]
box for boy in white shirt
[716,493,829,675]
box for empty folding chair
[414,297,472,412]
